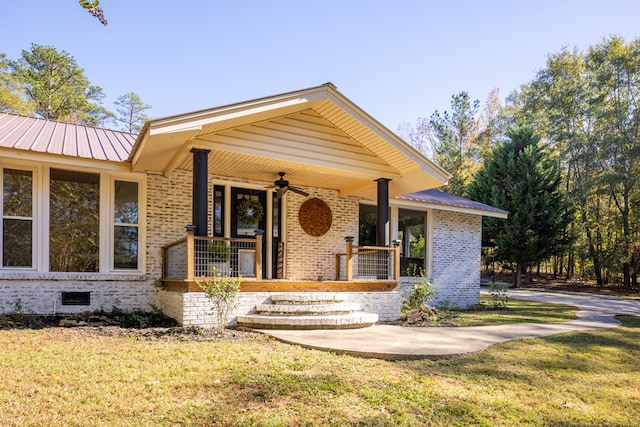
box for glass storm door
[231,187,267,278]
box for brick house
[0,84,506,327]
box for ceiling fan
[268,172,309,199]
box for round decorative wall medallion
[298,197,332,237]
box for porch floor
[161,279,398,293]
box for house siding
[429,210,482,308]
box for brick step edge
[236,312,378,330]
[254,302,361,315]
[269,293,344,304]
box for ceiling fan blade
[289,186,309,197]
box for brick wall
[146,171,193,279]
[429,210,482,308]
[285,187,359,280]
[0,273,160,315]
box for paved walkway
[255,290,640,359]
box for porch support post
[191,148,211,237]
[254,229,264,279]
[375,178,391,247]
[186,224,196,280]
[345,236,354,281]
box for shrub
[196,268,241,331]
[487,282,509,309]
[93,305,178,328]
[401,267,436,322]
[0,300,44,329]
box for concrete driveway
[254,290,640,360]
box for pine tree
[114,92,151,133]
[467,125,573,287]
[11,44,110,126]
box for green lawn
[440,295,577,326]
[0,306,638,426]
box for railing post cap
[345,236,355,242]
[186,224,197,232]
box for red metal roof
[0,112,136,162]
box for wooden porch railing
[335,237,400,281]
[162,228,263,280]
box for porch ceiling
[130,84,450,199]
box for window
[358,204,377,246]
[2,168,33,267]
[49,169,100,272]
[113,181,139,269]
[398,209,425,275]
[0,164,144,274]
[213,185,224,237]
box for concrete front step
[255,302,361,316]
[269,293,344,304]
[237,312,379,330]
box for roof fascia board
[390,197,509,218]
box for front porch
[160,229,401,293]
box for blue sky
[3,1,640,132]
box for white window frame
[0,160,146,275]
[0,165,38,270]
[108,176,146,273]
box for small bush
[401,267,436,322]
[0,300,45,329]
[196,268,241,331]
[93,305,178,328]
[487,282,509,309]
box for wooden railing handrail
[163,231,263,281]
[335,240,401,281]
[354,245,396,252]
[162,236,188,251]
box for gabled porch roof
[130,83,451,200]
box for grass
[0,305,638,426]
[438,295,577,327]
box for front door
[231,187,267,278]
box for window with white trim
[113,180,139,270]
[0,162,144,274]
[2,168,34,268]
[49,169,100,272]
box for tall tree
[0,53,34,115]
[587,37,640,288]
[508,36,640,288]
[428,92,480,196]
[476,88,507,159]
[114,92,151,133]
[397,117,432,158]
[467,125,573,287]
[11,44,110,126]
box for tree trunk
[581,207,603,286]
[514,262,522,288]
